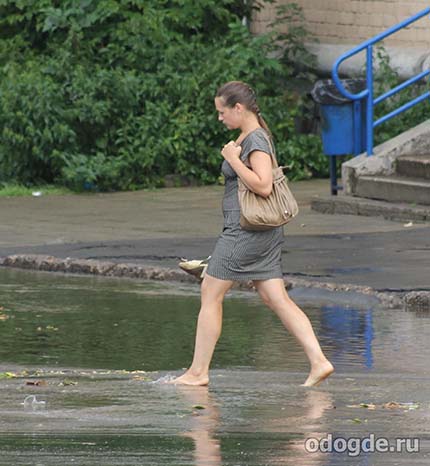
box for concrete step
[396,154,430,179]
[311,195,430,223]
[355,175,430,205]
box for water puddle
[0,267,429,465]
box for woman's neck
[236,117,261,144]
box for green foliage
[373,46,430,146]
[0,0,327,190]
[270,1,318,84]
[0,183,72,197]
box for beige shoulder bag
[237,134,299,231]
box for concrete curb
[1,254,421,310]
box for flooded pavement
[0,268,429,465]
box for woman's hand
[221,141,242,163]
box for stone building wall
[252,0,430,47]
[252,1,430,77]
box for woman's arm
[221,141,273,198]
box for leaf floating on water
[348,401,419,411]
[352,418,362,423]
[348,403,376,409]
[383,402,401,409]
[404,403,420,410]
[59,379,78,386]
[192,405,206,410]
[132,375,152,382]
[46,325,59,331]
[383,401,419,410]
[0,372,17,379]
[360,403,376,410]
[25,380,48,387]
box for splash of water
[21,395,46,410]
[150,374,176,384]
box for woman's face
[214,97,242,130]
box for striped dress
[205,128,284,281]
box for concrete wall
[252,0,430,78]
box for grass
[0,183,73,197]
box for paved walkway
[0,179,429,293]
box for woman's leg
[253,278,334,387]
[169,274,234,386]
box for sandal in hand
[178,256,211,279]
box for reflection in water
[175,386,221,465]
[0,269,378,374]
[173,386,335,466]
[274,390,334,465]
[319,306,374,370]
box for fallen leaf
[132,375,152,382]
[383,401,419,410]
[360,403,376,410]
[192,405,206,410]
[0,372,17,379]
[25,380,47,387]
[347,403,374,409]
[58,379,78,386]
[46,325,59,331]
[404,403,420,410]
[383,402,401,409]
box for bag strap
[260,131,293,172]
[260,130,279,169]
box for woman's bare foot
[302,360,334,387]
[167,371,209,386]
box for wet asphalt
[0,179,429,292]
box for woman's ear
[234,103,244,113]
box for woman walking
[170,81,333,387]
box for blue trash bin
[312,79,367,156]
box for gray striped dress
[205,128,284,281]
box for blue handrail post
[366,45,374,156]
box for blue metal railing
[332,7,430,156]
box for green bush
[373,46,430,146]
[0,0,327,191]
